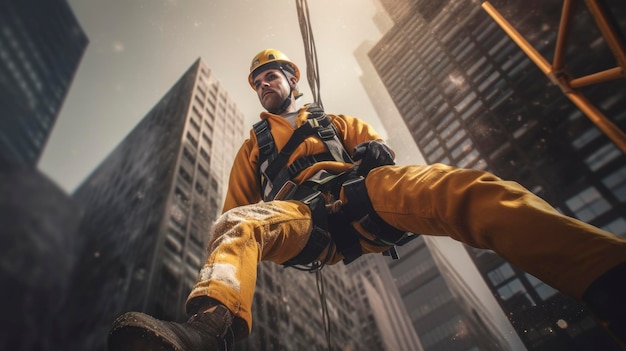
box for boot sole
[108,313,180,351]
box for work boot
[582,261,626,348]
[107,305,234,351]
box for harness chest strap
[253,105,352,201]
[253,105,411,266]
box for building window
[170,204,188,229]
[200,148,210,163]
[423,137,440,154]
[168,227,184,240]
[164,233,182,254]
[186,132,198,148]
[457,148,479,168]
[602,166,626,202]
[429,146,444,160]
[421,316,465,348]
[206,109,215,121]
[487,262,515,286]
[206,99,216,110]
[169,216,185,232]
[185,251,202,270]
[459,99,483,120]
[603,218,626,237]
[189,118,200,132]
[451,139,472,159]
[566,187,611,222]
[194,95,204,107]
[178,167,193,184]
[572,128,601,150]
[175,183,189,199]
[446,129,466,149]
[525,273,557,301]
[195,182,205,196]
[201,132,212,148]
[182,147,195,164]
[440,119,460,139]
[497,278,531,303]
[189,225,203,245]
[585,143,621,171]
[196,81,206,95]
[197,165,209,179]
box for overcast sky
[38,0,388,193]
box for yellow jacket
[222,105,382,212]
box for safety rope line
[316,269,332,350]
[295,1,331,349]
[296,0,323,109]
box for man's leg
[108,200,314,350]
[186,200,314,338]
[365,164,626,343]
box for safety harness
[253,104,414,269]
[254,103,352,201]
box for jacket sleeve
[221,131,262,213]
[330,114,388,155]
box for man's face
[252,69,295,113]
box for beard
[262,91,290,114]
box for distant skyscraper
[388,236,513,351]
[355,16,522,351]
[354,40,425,166]
[67,58,246,350]
[346,254,424,351]
[238,263,367,351]
[0,0,87,167]
[1,165,81,351]
[368,0,625,350]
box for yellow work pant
[187,163,626,338]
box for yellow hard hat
[248,49,300,89]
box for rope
[316,269,332,351]
[295,0,323,109]
[295,2,331,349]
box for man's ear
[289,76,298,88]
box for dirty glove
[352,140,395,176]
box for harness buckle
[307,118,319,128]
[300,190,323,205]
[273,180,298,201]
[317,126,335,140]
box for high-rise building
[390,236,518,351]
[0,0,88,167]
[346,254,424,351]
[66,58,245,350]
[1,165,81,351]
[368,0,625,350]
[356,15,523,351]
[238,263,367,351]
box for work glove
[352,140,395,177]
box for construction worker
[108,49,626,350]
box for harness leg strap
[327,213,363,265]
[282,194,331,267]
[341,177,410,245]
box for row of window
[420,315,466,349]
[489,261,559,304]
